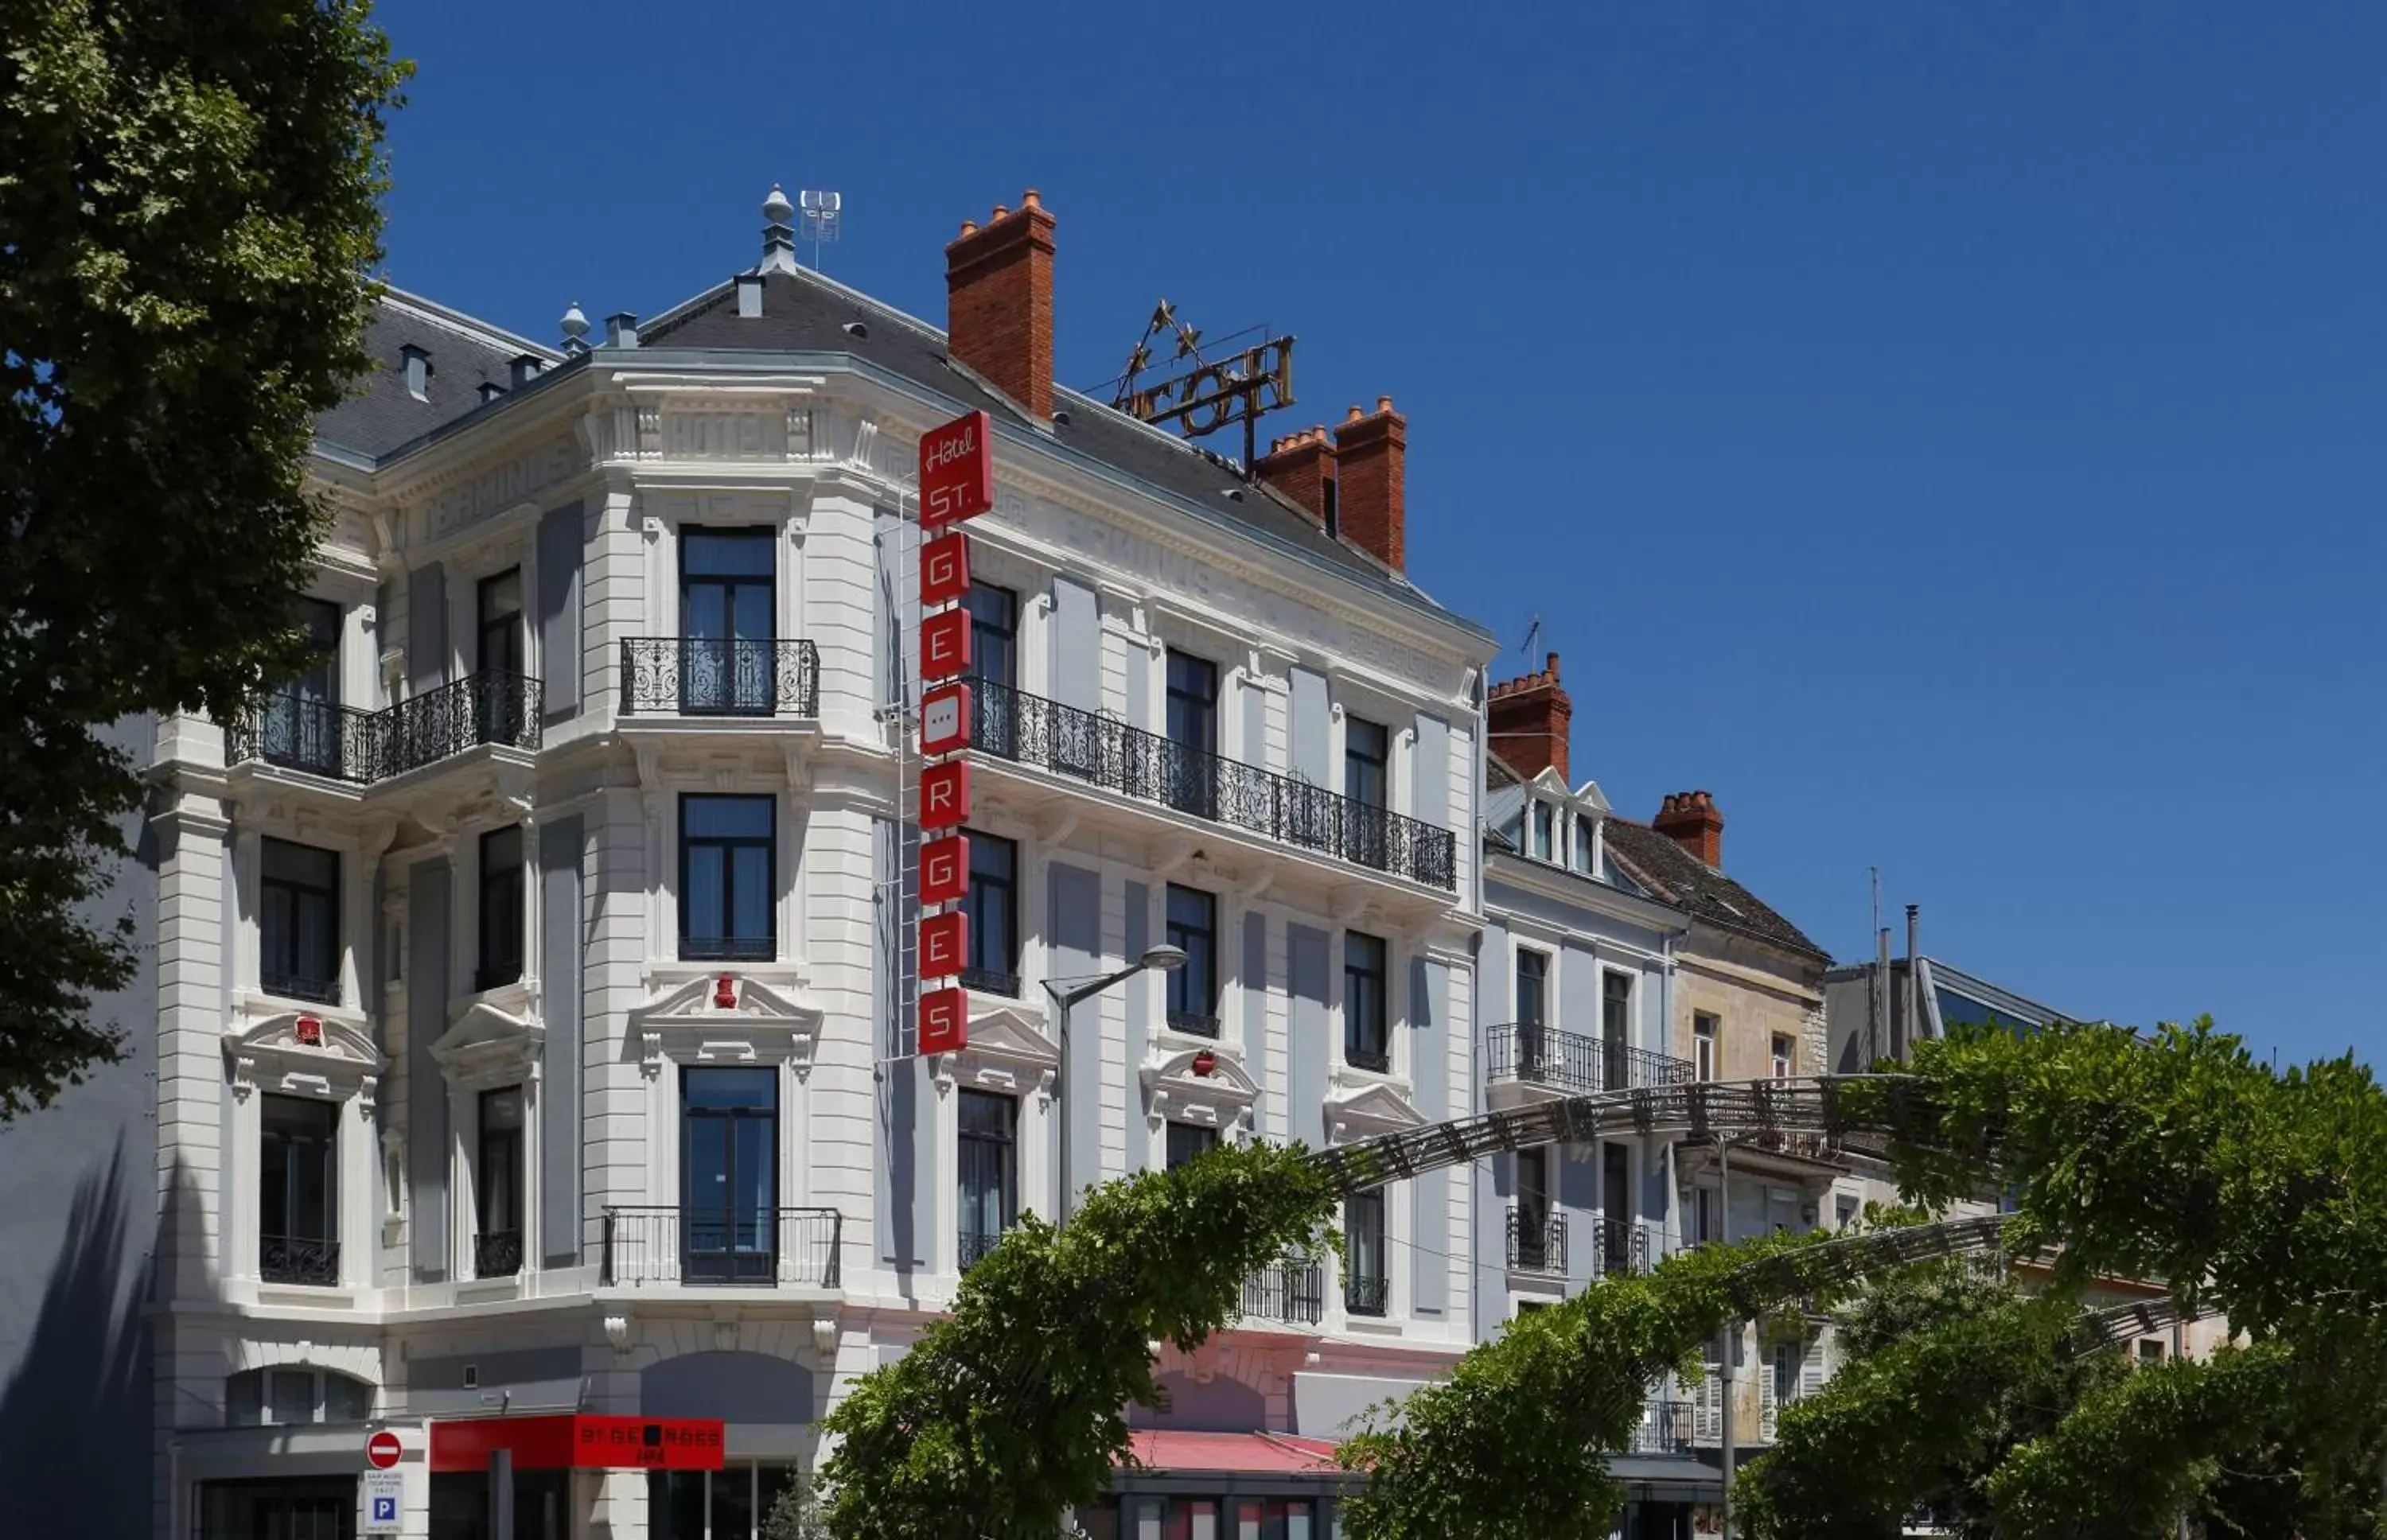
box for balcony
[224,673,543,786]
[1239,1259,1326,1326]
[473,1228,524,1279]
[599,1206,842,1289]
[1630,1399,1696,1456]
[620,637,820,718]
[261,968,341,1007]
[1587,1215,1650,1278]
[1344,1272,1390,1317]
[966,677,1457,892]
[259,1235,340,1287]
[1484,1024,1692,1107]
[1506,1208,1566,1274]
[958,1227,1010,1271]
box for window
[1343,715,1391,868]
[1694,1013,1719,1082]
[965,581,1019,757]
[477,566,528,741]
[681,528,777,714]
[1692,1185,1719,1246]
[1165,884,1218,1035]
[476,1087,524,1278]
[681,1068,777,1283]
[1512,1146,1553,1270]
[1600,970,1633,1090]
[1162,649,1220,817]
[477,825,524,990]
[1836,1196,1860,1230]
[1085,1498,1319,1540]
[1344,1190,1388,1316]
[1772,1340,1801,1407]
[1531,799,1554,860]
[960,830,1018,996]
[1771,1033,1793,1080]
[226,1367,375,1427]
[648,1464,801,1540]
[1573,812,1596,874]
[260,838,341,1004]
[1513,948,1548,1081]
[259,1095,339,1285]
[1344,930,1389,1071]
[2137,1339,2167,1365]
[680,795,774,961]
[1166,1122,1219,1170]
[957,1089,1017,1270]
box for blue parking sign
[360,1469,403,1534]
[372,1495,398,1522]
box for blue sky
[376,2,2386,1070]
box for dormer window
[1573,813,1596,875]
[1530,800,1555,861]
[399,344,430,401]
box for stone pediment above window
[431,983,543,1093]
[224,1006,384,1105]
[1323,1073,1427,1145]
[631,968,824,1080]
[1141,1042,1260,1134]
[932,1002,1060,1102]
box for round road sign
[366,1429,403,1470]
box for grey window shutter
[1286,924,1330,1149]
[407,858,451,1280]
[1288,667,1329,785]
[407,564,447,694]
[539,818,583,1265]
[1050,577,1098,711]
[535,502,583,721]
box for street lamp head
[1139,944,1189,973]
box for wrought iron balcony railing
[965,677,1458,891]
[474,1228,523,1279]
[1166,1010,1221,1039]
[1345,1271,1390,1317]
[1630,1398,1696,1456]
[1240,1259,1326,1325]
[599,1206,842,1288]
[620,637,821,718]
[679,934,777,964]
[224,673,543,785]
[961,966,1020,998]
[261,968,341,1007]
[1484,1024,1694,1096]
[958,1226,1012,1271]
[1346,1036,1392,1074]
[1589,1215,1651,1278]
[1506,1207,1567,1274]
[260,1235,340,1286]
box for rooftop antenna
[798,189,842,271]
[1514,614,1542,669]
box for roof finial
[758,185,800,274]
[559,301,590,354]
[763,184,794,224]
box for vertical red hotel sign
[915,410,992,1057]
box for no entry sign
[366,1429,403,1470]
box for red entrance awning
[430,1414,726,1473]
[1122,1431,1341,1476]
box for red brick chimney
[1334,396,1406,569]
[1253,426,1338,528]
[1487,651,1571,784]
[945,189,1057,421]
[1653,790,1725,869]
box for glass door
[681,530,777,714]
[682,1067,777,1281]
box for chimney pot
[1345,405,1363,422]
[946,187,1058,420]
[1377,394,1394,414]
[1254,422,1338,530]
[508,353,543,388]
[1022,189,1042,208]
[1653,789,1727,869]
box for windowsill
[235,991,368,1029]
[1341,1316,1404,1337]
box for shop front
[430,1413,728,1540]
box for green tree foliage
[1737,1262,2124,1540]
[816,1140,1339,1540]
[0,0,406,1117]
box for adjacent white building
[95,189,1501,1538]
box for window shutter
[1692,1367,1722,1445]
[1801,1336,1829,1401]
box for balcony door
[477,567,527,743]
[259,1094,339,1285]
[1343,716,1390,868]
[1602,1142,1632,1274]
[681,1068,777,1282]
[262,598,343,776]
[964,582,1018,758]
[1515,948,1548,1083]
[956,1089,1017,1270]
[1162,649,1218,816]
[681,529,776,714]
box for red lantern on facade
[1190,1050,1217,1079]
[294,1017,323,1047]
[714,975,736,1009]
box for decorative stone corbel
[931,1053,957,1097]
[230,1056,258,1102]
[603,1316,633,1355]
[1037,807,1079,846]
[640,1032,665,1079]
[812,1318,839,1362]
[1034,1068,1057,1112]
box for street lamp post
[1045,944,1186,1225]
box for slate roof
[313,290,557,459]
[640,266,1458,615]
[1600,817,1828,962]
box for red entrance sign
[921,760,972,830]
[920,607,972,682]
[921,835,970,907]
[918,410,994,528]
[920,986,970,1055]
[920,909,967,979]
[920,682,972,757]
[430,1415,726,1473]
[366,1429,403,1470]
[921,531,972,609]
